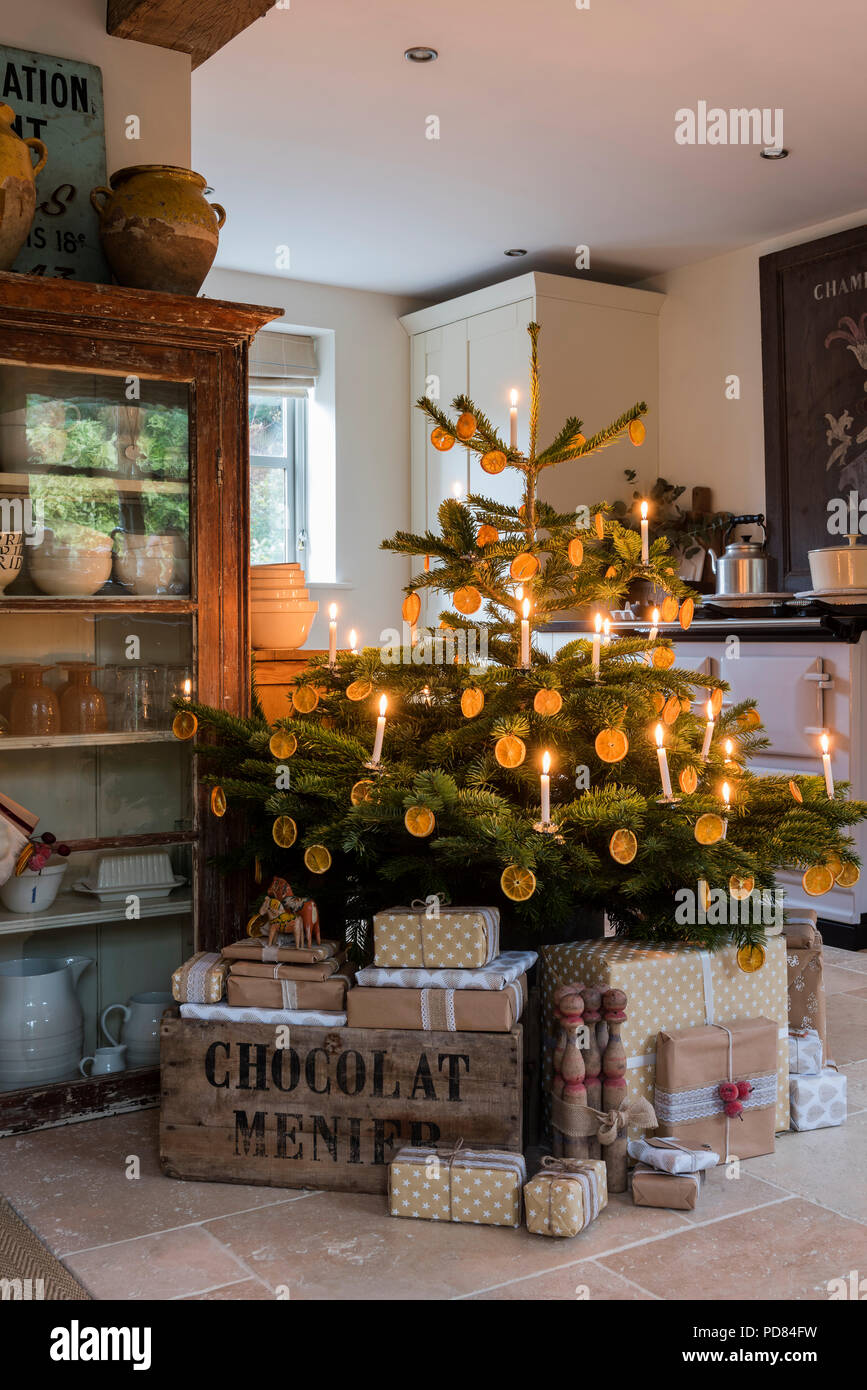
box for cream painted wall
[1,0,191,167]
[204,267,424,652]
[641,206,867,517]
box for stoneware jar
[0,102,48,271]
[90,165,226,295]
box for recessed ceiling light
[405,46,438,62]
[760,147,789,160]
[504,248,527,257]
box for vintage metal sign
[1,45,111,284]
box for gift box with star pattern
[373,906,500,969]
[524,1158,608,1238]
[387,1144,526,1226]
[541,937,790,1137]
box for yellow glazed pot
[0,103,48,271]
[90,165,226,296]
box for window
[249,392,307,566]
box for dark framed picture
[760,223,867,590]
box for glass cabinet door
[0,360,198,1094]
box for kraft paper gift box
[224,954,346,983]
[654,1017,778,1161]
[632,1164,704,1211]
[541,937,790,1136]
[787,943,827,1062]
[783,909,820,950]
[790,1064,847,1131]
[388,1144,526,1226]
[788,1027,824,1076]
[172,952,229,1004]
[227,971,352,1013]
[373,905,500,969]
[347,976,526,1032]
[524,1158,607,1237]
[222,938,340,965]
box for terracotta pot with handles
[0,102,48,270]
[90,165,226,295]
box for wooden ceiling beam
[107,0,275,70]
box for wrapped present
[373,904,499,969]
[172,952,229,1004]
[787,943,827,1062]
[788,1027,823,1076]
[179,1002,346,1026]
[388,1143,526,1226]
[790,1064,847,1131]
[626,1136,719,1174]
[347,977,525,1032]
[225,953,345,983]
[542,938,790,1136]
[655,1017,778,1161]
[222,937,339,965]
[632,1164,704,1211]
[783,909,820,950]
[227,970,352,1013]
[524,1157,607,1238]
[357,949,536,991]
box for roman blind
[249,330,318,394]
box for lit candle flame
[641,501,649,521]
[329,603,337,620]
[602,618,611,637]
[379,694,387,717]
[510,389,518,407]
[706,699,714,720]
[820,733,830,754]
[725,739,733,759]
[655,723,664,748]
[651,607,659,625]
[722,781,731,806]
[183,678,192,698]
[522,598,531,619]
[542,750,551,775]
[349,629,357,649]
[594,612,603,634]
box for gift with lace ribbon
[654,1017,777,1161]
[172,952,229,1004]
[524,1156,608,1237]
[373,901,500,969]
[388,1140,526,1226]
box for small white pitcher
[101,990,173,1068]
[80,1044,127,1077]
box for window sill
[307,581,355,590]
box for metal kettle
[709,515,768,595]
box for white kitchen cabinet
[402,273,663,623]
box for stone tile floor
[1,943,865,1301]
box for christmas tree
[185,324,866,952]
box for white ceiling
[193,0,866,300]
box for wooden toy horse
[247,876,320,949]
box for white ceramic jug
[80,1044,127,1077]
[101,990,173,1068]
[0,956,93,1090]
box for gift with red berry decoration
[653,1018,778,1161]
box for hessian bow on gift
[553,1093,657,1142]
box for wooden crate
[160,1016,523,1194]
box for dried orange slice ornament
[431,427,454,452]
[461,688,484,719]
[628,419,646,446]
[660,596,679,623]
[679,765,698,795]
[595,728,628,763]
[789,780,803,803]
[402,592,421,625]
[604,565,617,579]
[455,412,477,441]
[404,805,436,838]
[269,731,297,759]
[593,512,605,539]
[210,786,227,818]
[304,844,332,874]
[697,879,711,913]
[825,852,843,878]
[510,552,539,582]
[346,680,372,702]
[710,688,724,718]
[662,695,681,726]
[609,829,638,864]
[500,864,536,901]
[172,710,198,740]
[533,689,563,716]
[272,815,297,848]
[729,873,754,901]
[736,943,765,973]
[477,524,499,547]
[652,647,675,671]
[739,707,761,729]
[481,449,507,475]
[495,734,527,768]
[651,692,666,714]
[680,696,692,713]
[568,537,584,566]
[292,686,319,714]
[835,861,861,887]
[350,779,375,805]
[694,813,725,845]
[679,597,695,630]
[802,865,834,896]
[14,843,35,876]
[453,585,481,615]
